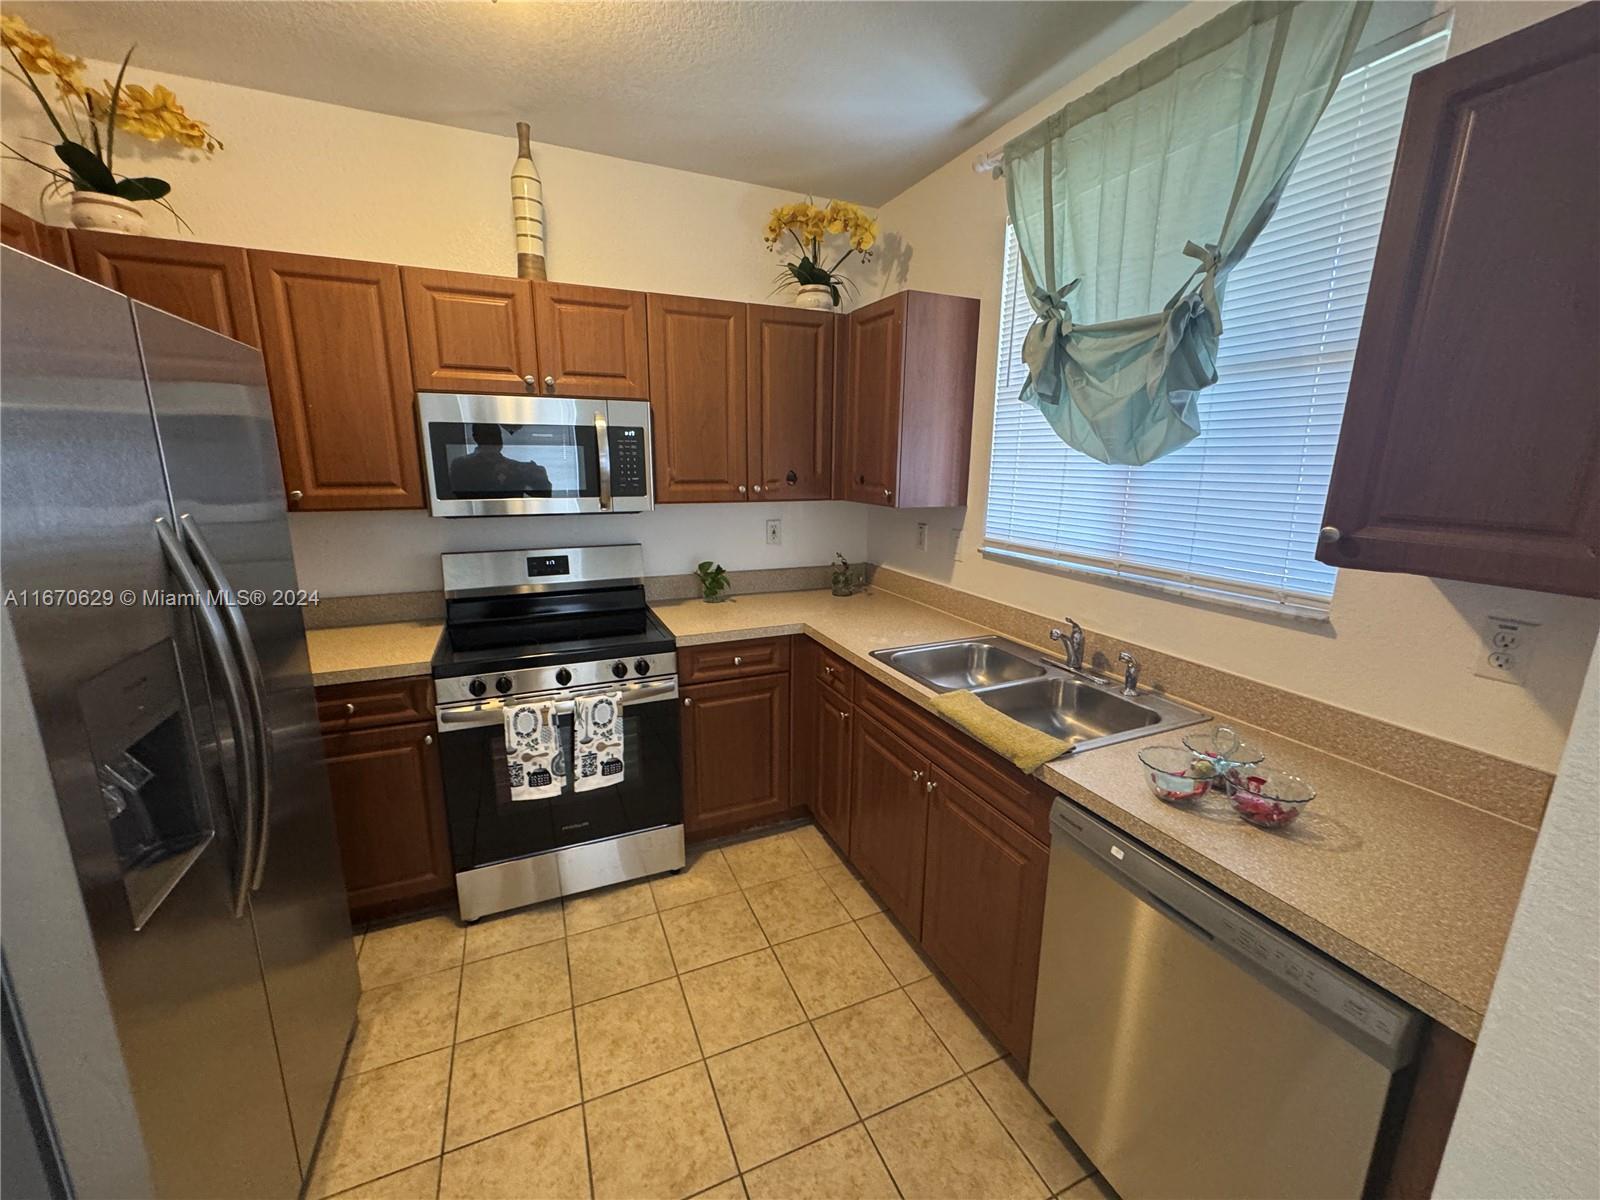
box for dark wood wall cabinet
[70,231,260,347]
[748,304,836,500]
[649,294,750,502]
[1,203,71,268]
[1318,3,1600,597]
[401,266,540,393]
[837,290,980,508]
[533,282,651,399]
[315,676,452,922]
[680,638,795,839]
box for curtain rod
[973,149,1004,178]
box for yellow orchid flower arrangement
[1,14,221,220]
[763,198,879,307]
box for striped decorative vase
[511,121,547,281]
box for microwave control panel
[608,427,648,496]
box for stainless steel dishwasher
[1030,798,1422,1200]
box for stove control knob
[555,668,572,687]
[468,678,487,698]
[634,658,651,676]
[495,676,513,694]
[611,660,629,680]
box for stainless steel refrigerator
[0,246,359,1198]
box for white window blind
[984,28,1450,618]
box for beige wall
[866,0,1598,772]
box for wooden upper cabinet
[70,231,260,346]
[748,304,835,499]
[649,294,749,502]
[248,250,424,510]
[1,204,71,268]
[401,267,538,393]
[1319,4,1600,597]
[837,290,978,508]
[533,282,649,398]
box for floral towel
[573,691,624,793]
[504,700,564,802]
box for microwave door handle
[155,517,257,917]
[178,514,274,891]
[594,409,612,511]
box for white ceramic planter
[69,192,145,235]
[794,284,835,310]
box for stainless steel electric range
[431,544,683,921]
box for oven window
[428,422,600,500]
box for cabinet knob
[288,490,303,503]
[423,734,433,745]
[543,375,556,392]
[344,702,356,715]
[912,770,923,782]
[733,656,744,666]
[823,665,834,678]
[522,374,536,389]
[737,485,747,494]
[683,697,693,706]
[1318,525,1342,546]
[925,778,936,793]
[752,484,762,493]
[883,488,893,501]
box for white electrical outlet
[951,528,965,562]
[915,522,928,551]
[1472,615,1538,685]
[765,518,782,546]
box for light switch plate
[1472,615,1538,685]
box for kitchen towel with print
[572,691,624,792]
[504,699,565,801]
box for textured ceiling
[10,0,1178,204]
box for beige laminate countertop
[307,588,1534,1038]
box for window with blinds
[984,28,1450,619]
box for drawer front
[856,675,1052,844]
[680,637,791,684]
[816,644,854,700]
[316,675,434,732]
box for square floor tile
[905,975,1002,1071]
[456,939,571,1040]
[691,1180,747,1199]
[463,901,565,962]
[328,1158,440,1199]
[651,848,740,911]
[576,977,702,1098]
[813,990,960,1116]
[856,912,930,984]
[743,870,850,944]
[586,1062,737,1199]
[346,967,460,1075]
[816,864,881,920]
[706,1024,856,1171]
[1060,1175,1119,1200]
[786,824,845,870]
[438,1106,589,1199]
[970,1060,1094,1193]
[309,1049,450,1197]
[660,891,768,973]
[722,832,812,889]
[866,1078,1048,1199]
[772,923,896,1018]
[680,949,805,1056]
[564,878,658,935]
[742,1125,897,1200]
[445,1011,580,1150]
[358,915,465,990]
[569,913,677,1003]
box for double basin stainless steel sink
[871,635,1207,755]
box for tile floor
[316,821,1120,1200]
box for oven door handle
[435,678,678,729]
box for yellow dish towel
[928,690,1071,772]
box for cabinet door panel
[791,637,820,813]
[249,250,424,510]
[71,231,259,345]
[533,282,649,398]
[401,267,537,393]
[682,674,791,835]
[921,765,1046,1061]
[848,711,927,935]
[748,304,834,499]
[1319,6,1600,596]
[1,203,71,267]
[814,687,853,850]
[838,293,904,506]
[322,721,452,920]
[649,294,748,502]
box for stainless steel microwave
[418,392,654,517]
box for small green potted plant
[695,561,731,603]
[831,553,855,597]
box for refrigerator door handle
[155,516,257,917]
[178,513,274,892]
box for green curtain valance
[1003,0,1370,466]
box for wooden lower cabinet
[812,686,853,850]
[920,765,1047,1060]
[848,711,930,936]
[321,720,452,922]
[682,672,791,837]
